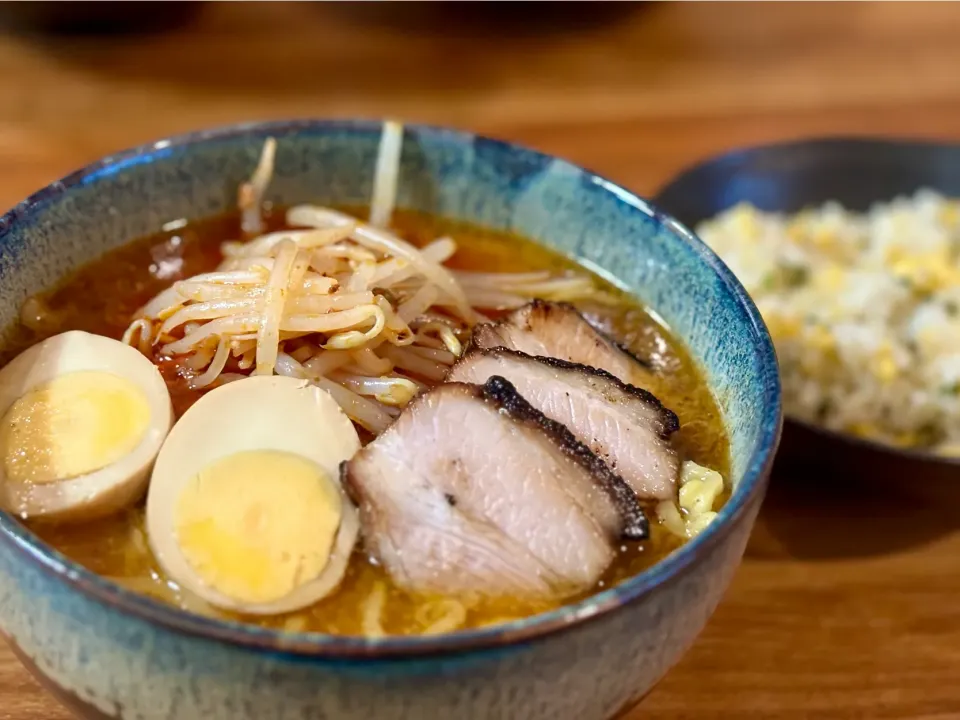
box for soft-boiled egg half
[146,375,361,615]
[0,331,173,522]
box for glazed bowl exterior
[0,120,780,720]
[653,136,960,498]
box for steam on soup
[0,123,729,636]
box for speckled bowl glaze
[0,120,781,720]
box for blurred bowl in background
[324,1,639,36]
[0,2,203,36]
[653,137,960,502]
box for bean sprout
[239,137,276,235]
[119,120,605,437]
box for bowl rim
[653,133,960,468]
[656,134,960,191]
[0,118,782,659]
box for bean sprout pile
[123,122,602,435]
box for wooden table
[2,2,960,718]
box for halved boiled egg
[0,331,173,522]
[146,375,361,615]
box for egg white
[0,331,173,522]
[146,375,362,615]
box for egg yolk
[174,449,342,605]
[0,370,151,485]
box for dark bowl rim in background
[652,134,960,469]
[0,118,782,659]
[656,134,960,185]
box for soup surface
[7,208,728,636]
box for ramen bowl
[0,120,780,720]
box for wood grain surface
[2,3,960,719]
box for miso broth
[8,209,729,636]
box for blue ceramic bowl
[0,120,781,720]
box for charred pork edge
[479,375,650,541]
[613,340,655,372]
[455,345,680,438]
[469,323,504,350]
[510,298,656,371]
[340,377,651,539]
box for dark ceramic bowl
[653,137,960,496]
[0,1,203,35]
[0,120,780,720]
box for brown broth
[10,209,729,636]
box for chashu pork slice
[341,376,648,600]
[472,299,650,385]
[448,348,680,499]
